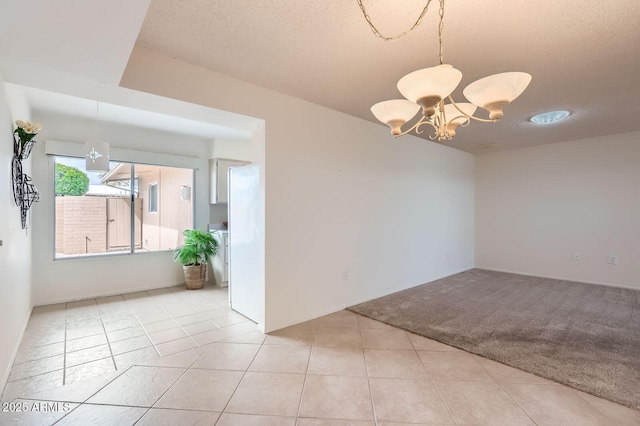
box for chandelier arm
[356,0,433,41]
[393,117,437,138]
[446,115,470,125]
[459,117,472,128]
[447,96,497,123]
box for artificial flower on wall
[14,119,42,156]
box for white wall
[209,137,253,223]
[0,80,33,390]
[476,131,640,288]
[211,137,252,161]
[122,48,476,331]
[27,111,214,305]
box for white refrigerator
[227,164,263,326]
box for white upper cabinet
[210,158,249,204]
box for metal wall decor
[11,120,42,229]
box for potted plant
[173,229,219,290]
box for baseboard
[1,304,34,401]
[475,266,638,291]
[32,280,187,307]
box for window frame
[51,154,196,261]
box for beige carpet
[348,269,640,410]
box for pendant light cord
[356,0,447,64]
[96,101,100,139]
[438,0,445,64]
[356,0,433,41]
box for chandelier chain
[356,0,433,41]
[438,0,444,64]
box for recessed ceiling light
[530,110,570,124]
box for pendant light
[85,102,110,172]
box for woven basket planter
[183,264,206,290]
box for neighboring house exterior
[55,163,193,257]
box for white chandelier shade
[397,64,462,117]
[371,99,421,136]
[463,72,532,119]
[438,102,477,137]
[439,102,477,123]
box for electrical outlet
[342,270,349,281]
[573,252,581,261]
[608,254,618,265]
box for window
[148,183,158,213]
[54,156,194,258]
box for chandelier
[361,0,532,141]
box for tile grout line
[473,353,541,425]
[214,326,268,417]
[125,286,229,356]
[430,381,462,426]
[51,364,135,425]
[62,302,69,386]
[124,290,176,358]
[172,290,224,349]
[495,381,542,426]
[572,390,626,425]
[140,289,205,354]
[119,287,231,360]
[294,321,317,421]
[93,298,119,376]
[357,319,380,425]
[411,330,459,425]
[60,319,216,426]
[130,359,203,425]
[6,288,239,421]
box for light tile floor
[1,284,639,425]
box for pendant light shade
[463,72,532,119]
[371,99,420,124]
[397,64,462,116]
[85,139,110,172]
[371,99,420,135]
[439,102,477,137]
[440,102,477,123]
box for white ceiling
[0,0,254,142]
[1,1,639,153]
[7,85,251,141]
[135,0,640,153]
[0,0,150,86]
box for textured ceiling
[136,0,640,153]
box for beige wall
[139,167,160,250]
[138,165,193,251]
[476,131,640,288]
